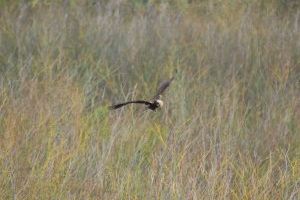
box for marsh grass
[0,0,299,199]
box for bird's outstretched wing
[109,100,152,110]
[153,77,174,100]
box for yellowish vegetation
[0,0,299,199]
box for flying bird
[109,77,174,111]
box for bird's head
[156,99,164,107]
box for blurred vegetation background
[0,0,299,199]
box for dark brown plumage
[152,77,174,100]
[109,77,174,111]
[109,100,152,110]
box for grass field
[0,0,299,199]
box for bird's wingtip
[108,105,116,110]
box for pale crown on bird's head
[156,99,164,107]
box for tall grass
[0,0,299,199]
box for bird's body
[109,77,173,111]
[146,99,164,111]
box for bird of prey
[109,77,174,111]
